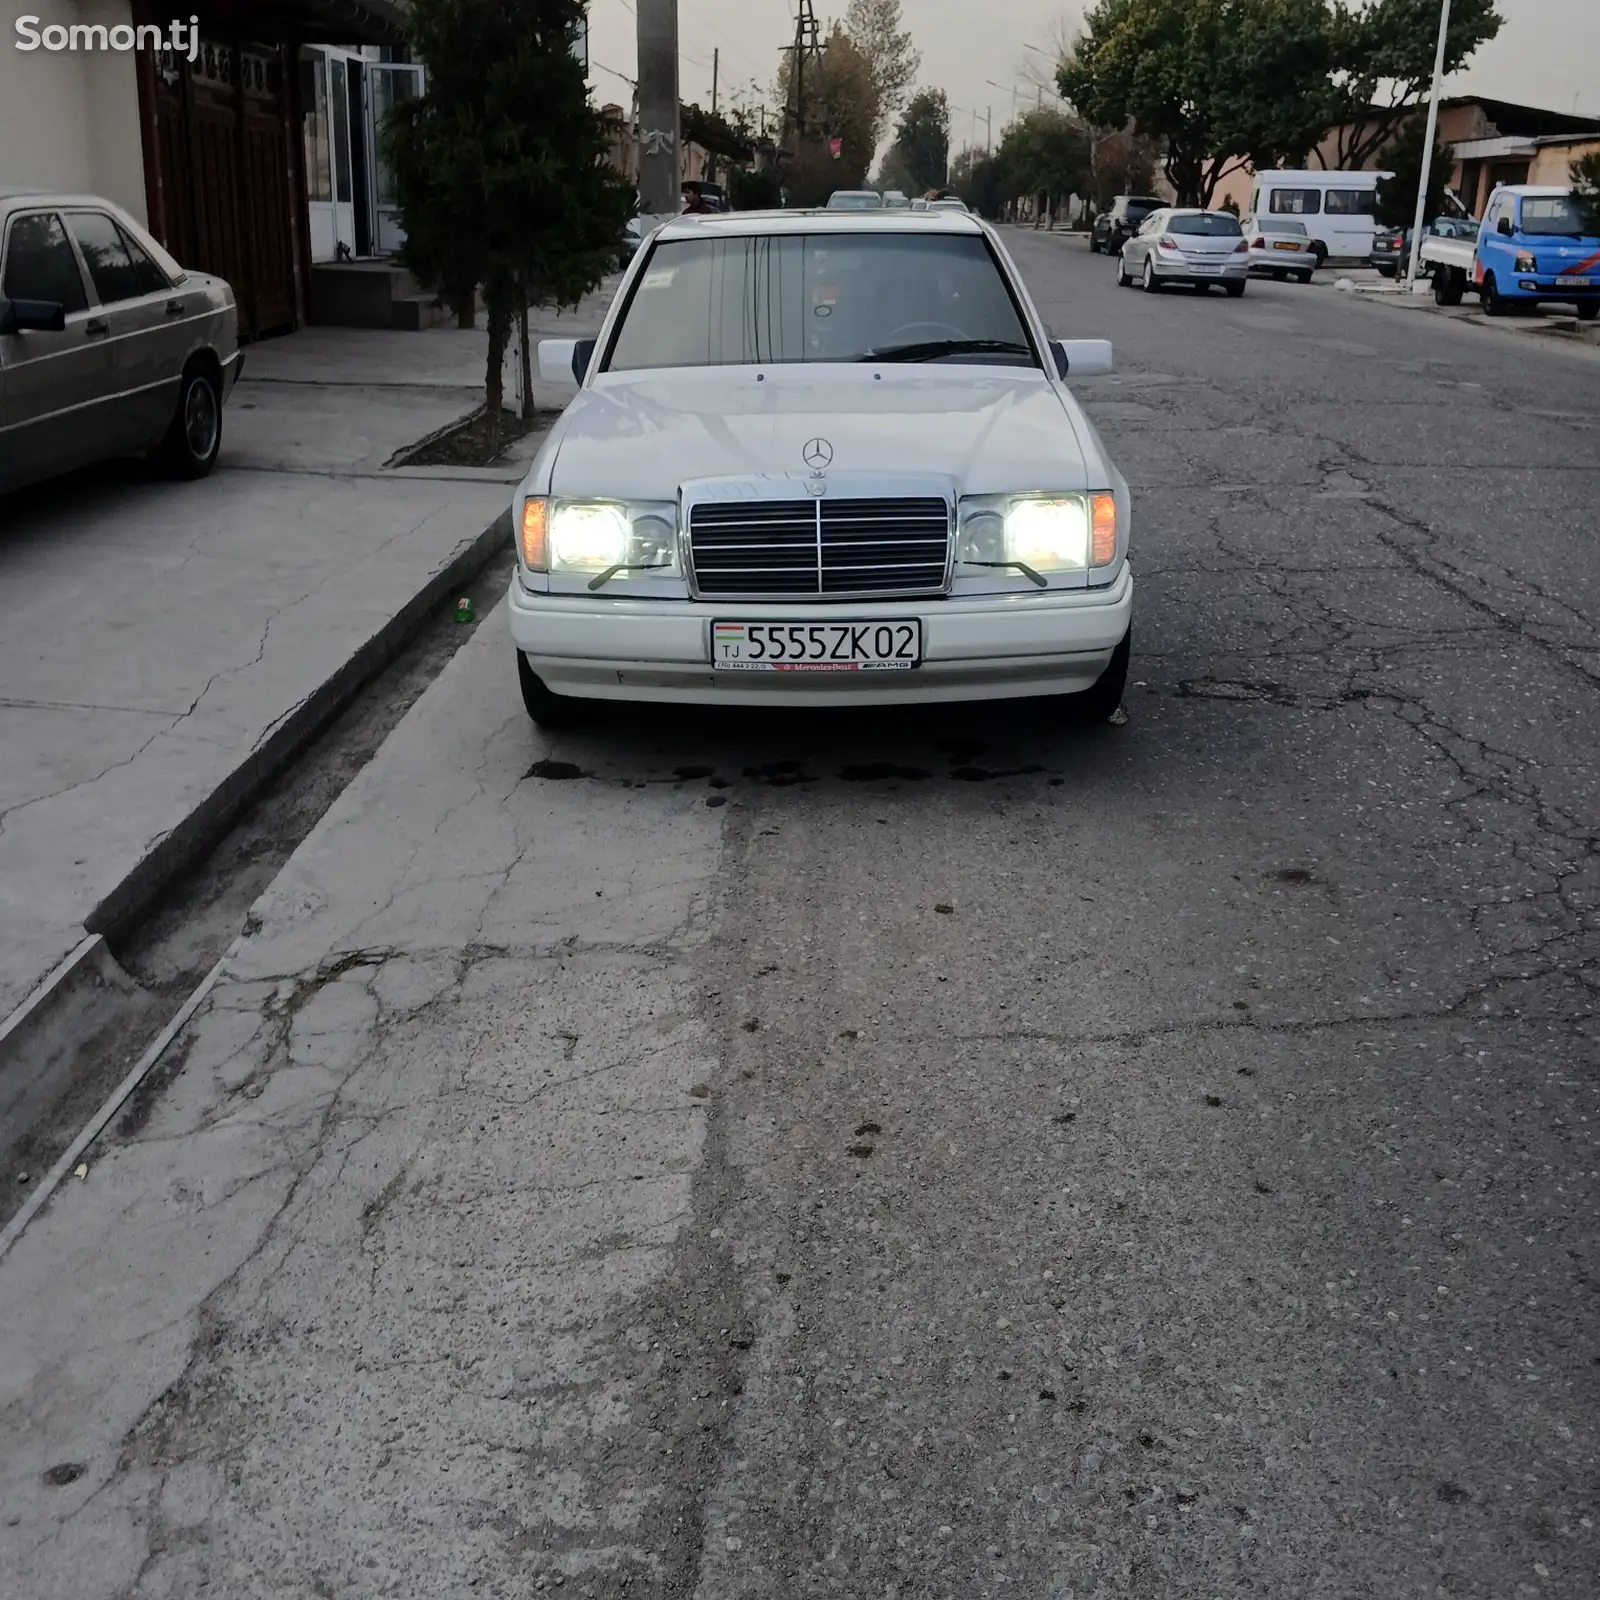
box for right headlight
[519,496,681,583]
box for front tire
[1225,280,1246,298]
[1141,257,1160,293]
[1577,301,1599,322]
[518,652,591,729]
[1088,236,1101,254]
[1070,629,1131,723]
[155,360,222,479]
[1481,271,1507,317]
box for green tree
[1323,0,1502,171]
[386,0,632,451]
[778,23,880,203]
[996,109,1092,210]
[887,89,951,193]
[1372,114,1453,228]
[950,147,1004,217]
[1059,0,1333,207]
[1571,149,1600,233]
[844,0,921,150]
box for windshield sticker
[640,268,677,290]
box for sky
[584,0,1600,155]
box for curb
[0,506,512,1097]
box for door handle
[85,317,109,337]
[164,299,184,316]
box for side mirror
[0,297,66,335]
[1050,338,1114,379]
[1496,216,1513,236]
[537,336,595,386]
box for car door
[64,209,185,450]
[1477,194,1510,284]
[1129,212,1161,267]
[0,209,113,492]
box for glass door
[367,63,425,256]
[300,46,358,261]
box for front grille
[689,496,950,599]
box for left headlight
[958,492,1119,576]
[519,497,681,581]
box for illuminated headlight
[520,497,681,580]
[958,492,1119,576]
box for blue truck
[1420,184,1600,320]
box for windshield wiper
[961,558,1048,589]
[861,338,1033,363]
[587,562,672,591]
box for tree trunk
[456,297,476,330]
[484,298,508,458]
[518,289,533,422]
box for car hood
[545,367,1095,499]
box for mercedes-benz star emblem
[802,437,834,471]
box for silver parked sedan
[0,188,242,496]
[1116,207,1250,296]
[1242,214,1316,282]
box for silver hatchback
[1116,207,1250,296]
[0,189,242,496]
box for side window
[119,225,170,296]
[2,212,90,312]
[1269,188,1321,216]
[1325,189,1376,216]
[65,212,146,304]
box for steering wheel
[881,321,967,345]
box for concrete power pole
[637,0,680,220]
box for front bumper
[508,566,1135,706]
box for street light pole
[637,0,680,219]
[1404,0,1451,293]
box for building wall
[1529,139,1600,186]
[1,0,147,222]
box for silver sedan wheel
[1141,255,1160,293]
[184,374,220,460]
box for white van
[1249,169,1393,266]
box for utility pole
[637,0,680,219]
[711,47,718,114]
[782,0,822,149]
[985,106,992,154]
[1404,0,1451,293]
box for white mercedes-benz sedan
[508,208,1133,726]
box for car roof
[655,209,988,240]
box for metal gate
[151,40,298,340]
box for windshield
[606,232,1036,371]
[827,193,881,210]
[1125,199,1159,218]
[1520,194,1597,237]
[1168,213,1243,236]
[1255,217,1306,235]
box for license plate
[1555,275,1593,287]
[1274,241,1300,251]
[1189,263,1218,273]
[712,620,921,672]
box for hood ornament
[802,437,833,472]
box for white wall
[1,0,147,222]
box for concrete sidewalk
[0,282,615,1104]
[0,605,723,1599]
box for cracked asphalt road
[1,229,1596,1599]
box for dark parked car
[1090,196,1162,255]
[1371,215,1475,277]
